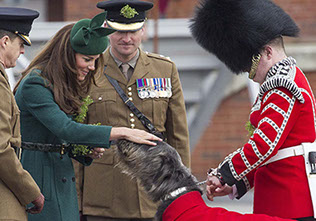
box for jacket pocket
[83,148,114,208]
[88,90,118,125]
[142,98,169,127]
[153,98,169,126]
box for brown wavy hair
[14,23,104,115]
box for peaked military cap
[0,7,39,46]
[97,0,153,31]
[190,0,299,74]
[70,12,116,55]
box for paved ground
[203,189,254,214]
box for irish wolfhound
[115,140,294,221]
[115,140,203,221]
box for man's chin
[7,63,16,69]
[121,51,135,57]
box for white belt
[262,145,304,166]
[262,142,316,218]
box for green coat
[14,70,112,221]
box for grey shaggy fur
[115,140,202,221]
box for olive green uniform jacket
[74,49,190,218]
[15,71,112,221]
[0,64,41,221]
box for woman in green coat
[14,12,160,221]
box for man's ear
[0,35,9,48]
[140,27,145,35]
[263,45,273,60]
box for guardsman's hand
[27,193,45,214]
[206,175,223,201]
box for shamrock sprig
[72,95,98,157]
[245,121,256,137]
[73,96,94,123]
[120,5,139,19]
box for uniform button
[98,96,102,101]
[128,87,132,91]
[130,118,135,123]
[130,113,134,117]
[62,177,67,183]
[72,177,75,182]
[131,124,135,128]
[128,92,132,96]
[129,97,133,101]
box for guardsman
[190,0,316,220]
[0,7,44,221]
[74,1,190,221]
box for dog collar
[162,187,187,201]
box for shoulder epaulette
[145,51,172,62]
[258,57,305,104]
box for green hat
[70,12,116,55]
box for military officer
[74,1,191,221]
[0,7,44,220]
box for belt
[262,145,304,166]
[21,141,70,154]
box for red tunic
[218,58,315,219]
[163,191,292,221]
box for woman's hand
[87,147,105,159]
[110,127,162,145]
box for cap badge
[120,5,139,18]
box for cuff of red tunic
[219,162,236,186]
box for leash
[196,180,207,186]
[196,172,210,186]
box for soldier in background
[0,7,44,221]
[74,0,190,221]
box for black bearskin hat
[190,0,300,74]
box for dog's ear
[151,154,175,184]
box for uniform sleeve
[0,76,41,206]
[219,88,301,197]
[165,62,191,167]
[19,75,112,147]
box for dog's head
[115,140,201,202]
